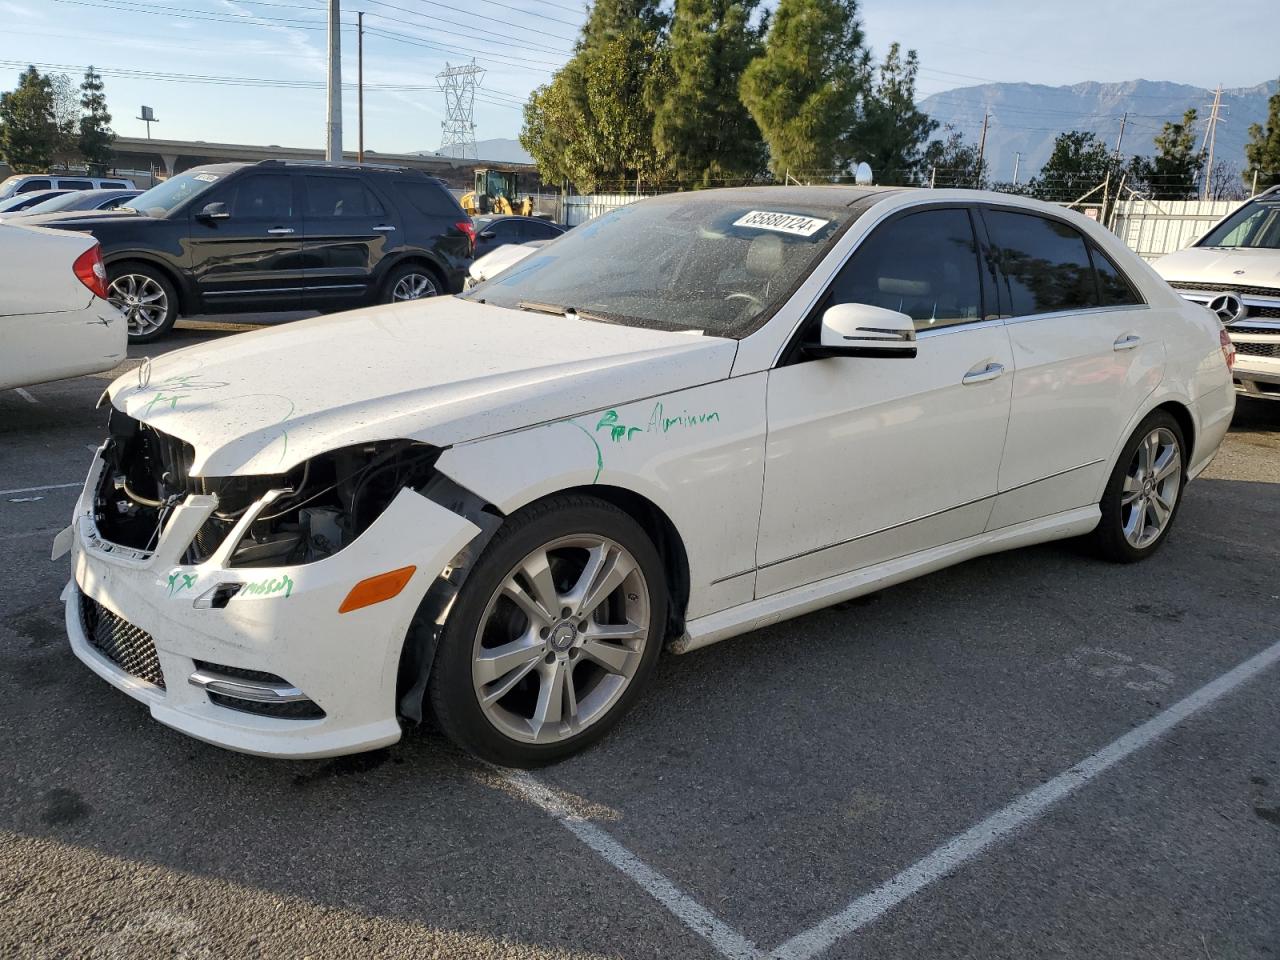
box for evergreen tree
[651,0,766,185]
[520,0,672,191]
[0,66,59,173]
[1243,86,1280,190]
[847,44,937,184]
[739,0,870,178]
[1026,130,1118,202]
[921,124,986,188]
[1126,109,1201,200]
[78,66,115,175]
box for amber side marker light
[339,565,417,614]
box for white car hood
[1153,246,1280,288]
[468,241,541,282]
[110,298,736,477]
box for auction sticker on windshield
[732,210,830,237]
[193,174,219,183]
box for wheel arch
[378,253,449,297]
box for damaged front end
[97,407,445,569]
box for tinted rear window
[304,175,385,217]
[58,179,93,190]
[391,179,462,218]
[986,210,1097,317]
[100,181,128,189]
[1091,245,1142,307]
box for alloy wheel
[1121,426,1181,549]
[391,272,438,301]
[471,535,650,745]
[108,274,168,336]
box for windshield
[463,195,854,337]
[1198,199,1280,249]
[22,192,90,214]
[129,170,223,217]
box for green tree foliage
[651,0,766,185]
[1244,87,1280,190]
[739,0,870,177]
[921,124,986,188]
[1026,130,1119,201]
[847,43,936,184]
[520,0,673,191]
[1125,109,1201,200]
[78,66,115,175]
[0,66,59,173]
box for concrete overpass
[107,136,539,190]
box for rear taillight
[455,219,476,252]
[73,244,109,300]
[1219,328,1236,370]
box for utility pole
[1113,112,1128,160]
[1012,151,1022,185]
[1201,84,1223,200]
[357,10,364,162]
[325,0,342,162]
[974,111,990,189]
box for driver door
[756,206,1014,596]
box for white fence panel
[1112,199,1242,260]
[562,192,650,226]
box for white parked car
[464,239,545,289]
[58,187,1234,765]
[1,222,126,391]
[1153,185,1280,400]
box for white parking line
[14,388,38,404]
[768,636,1280,960]
[501,769,763,960]
[0,482,81,497]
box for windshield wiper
[517,300,614,324]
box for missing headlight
[227,441,440,568]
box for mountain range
[918,78,1278,183]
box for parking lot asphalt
[1,314,1278,960]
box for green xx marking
[166,572,197,597]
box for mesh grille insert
[79,591,165,688]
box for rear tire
[428,495,667,767]
[382,263,442,303]
[1089,410,1186,563]
[108,261,178,343]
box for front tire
[107,261,179,343]
[428,495,667,767]
[1090,410,1186,563]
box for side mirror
[478,230,496,239]
[806,302,917,359]
[198,201,230,220]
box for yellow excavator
[460,168,533,216]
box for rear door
[981,207,1162,528]
[188,171,303,311]
[474,218,523,257]
[299,172,398,308]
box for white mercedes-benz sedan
[57,187,1235,766]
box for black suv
[44,160,474,342]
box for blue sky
[0,0,1273,154]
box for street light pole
[326,0,342,162]
[357,10,364,163]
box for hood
[1153,246,1280,289]
[15,208,137,226]
[469,242,541,281]
[109,298,737,477]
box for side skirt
[670,505,1100,654]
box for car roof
[641,184,908,210]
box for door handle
[962,361,1005,385]
[372,224,396,232]
[267,227,295,235]
[1113,334,1141,351]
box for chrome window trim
[1000,303,1152,326]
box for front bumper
[64,446,481,758]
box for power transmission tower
[1200,85,1224,200]
[437,61,485,159]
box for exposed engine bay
[95,409,440,567]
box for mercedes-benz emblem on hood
[137,356,152,389]
[1207,293,1246,324]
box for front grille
[1250,305,1280,318]
[1168,280,1280,299]
[1228,325,1280,336]
[1235,341,1280,359]
[79,591,165,688]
